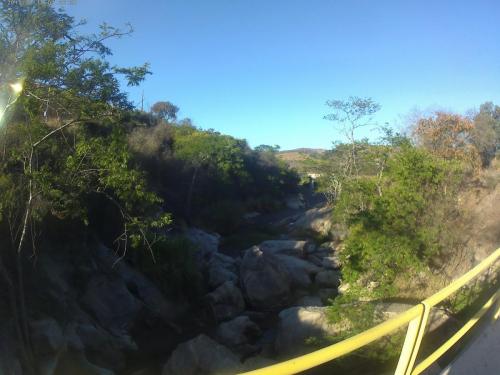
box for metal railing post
[394,302,431,375]
[394,312,423,375]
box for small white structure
[307,173,321,180]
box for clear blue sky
[62,0,500,150]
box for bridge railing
[239,248,500,375]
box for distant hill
[278,148,327,172]
[279,148,327,155]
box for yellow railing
[240,248,500,375]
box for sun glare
[9,81,23,94]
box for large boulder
[80,275,142,337]
[93,244,184,322]
[293,207,333,236]
[206,281,245,321]
[185,228,220,266]
[259,240,311,256]
[285,194,305,210]
[207,253,239,289]
[321,255,341,270]
[75,323,135,371]
[162,334,242,375]
[315,270,341,288]
[240,246,291,310]
[275,306,340,356]
[273,254,321,289]
[216,316,262,355]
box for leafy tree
[471,102,500,166]
[322,97,380,205]
[412,111,480,171]
[0,3,162,371]
[151,100,179,122]
[324,97,381,177]
[254,144,280,153]
[330,143,463,314]
[173,129,247,221]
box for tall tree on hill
[0,2,166,372]
[324,97,380,177]
[151,101,179,122]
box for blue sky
[62,0,500,150]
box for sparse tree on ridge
[151,101,179,122]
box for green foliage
[334,145,463,298]
[198,199,245,235]
[327,296,406,365]
[472,102,500,166]
[135,235,202,298]
[128,121,299,232]
[0,1,167,256]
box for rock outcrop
[292,207,333,236]
[240,246,292,310]
[274,306,339,356]
[215,316,262,355]
[162,334,242,375]
[206,281,246,321]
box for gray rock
[75,323,135,371]
[216,316,261,354]
[321,255,341,270]
[162,334,242,375]
[293,207,333,236]
[185,228,220,266]
[208,253,239,289]
[94,244,183,322]
[274,254,320,289]
[240,246,291,310]
[206,281,245,321]
[80,275,142,336]
[259,240,309,256]
[307,254,324,267]
[285,194,305,210]
[275,306,340,356]
[315,270,341,288]
[318,241,336,252]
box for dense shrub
[134,236,202,298]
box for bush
[333,145,464,300]
[199,199,245,235]
[135,236,202,298]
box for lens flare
[9,82,23,94]
[0,80,24,128]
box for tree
[330,144,463,316]
[322,97,380,204]
[151,100,179,122]
[412,111,480,171]
[471,102,500,166]
[254,144,280,153]
[173,129,246,220]
[0,2,163,372]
